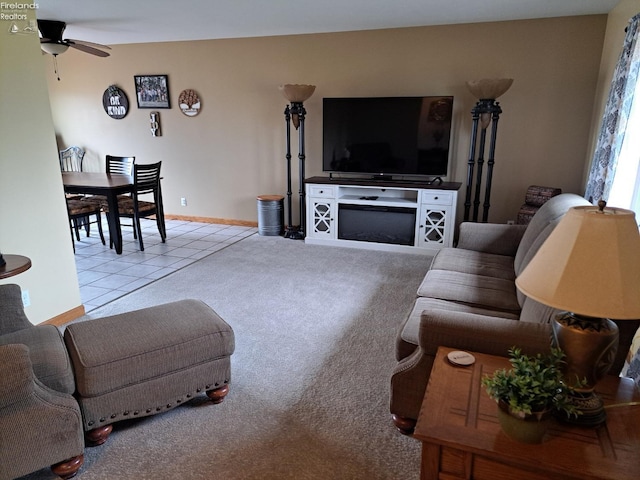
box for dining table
[62,172,134,254]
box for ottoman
[63,299,235,445]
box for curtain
[584,13,640,204]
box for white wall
[0,8,81,323]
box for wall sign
[102,86,129,119]
[179,89,201,116]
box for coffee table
[413,346,640,480]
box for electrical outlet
[507,220,515,225]
[181,197,187,207]
[22,289,30,307]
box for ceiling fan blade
[68,42,110,57]
[67,38,112,50]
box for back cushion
[514,193,590,307]
[514,193,589,276]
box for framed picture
[134,75,170,109]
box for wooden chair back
[106,155,135,175]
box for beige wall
[1,9,630,322]
[46,15,606,227]
[0,8,81,323]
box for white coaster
[447,350,476,366]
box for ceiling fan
[38,19,111,57]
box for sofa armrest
[456,222,528,256]
[418,309,553,358]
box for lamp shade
[515,205,640,319]
[466,78,513,100]
[279,84,316,103]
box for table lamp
[515,201,640,426]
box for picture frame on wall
[134,75,171,109]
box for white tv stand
[305,176,461,255]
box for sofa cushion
[514,193,589,276]
[417,270,520,313]
[519,296,560,324]
[430,248,515,281]
[397,296,519,360]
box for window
[608,75,640,221]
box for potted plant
[481,347,582,444]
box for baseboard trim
[164,214,258,228]
[41,305,85,326]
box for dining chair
[59,146,85,173]
[102,161,166,251]
[58,146,105,250]
[106,155,135,175]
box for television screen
[322,96,453,178]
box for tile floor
[73,216,257,312]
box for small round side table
[0,254,32,279]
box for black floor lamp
[463,78,513,222]
[279,84,316,239]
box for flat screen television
[322,96,454,180]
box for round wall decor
[178,89,201,116]
[102,85,129,119]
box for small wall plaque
[102,85,129,119]
[178,89,201,116]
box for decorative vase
[497,400,551,444]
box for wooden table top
[414,346,640,480]
[0,254,32,279]
[62,172,133,189]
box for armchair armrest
[456,222,528,256]
[0,344,36,405]
[418,308,552,358]
[0,344,84,479]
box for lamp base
[556,392,607,426]
[552,311,619,427]
[284,225,304,240]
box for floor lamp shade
[515,203,640,425]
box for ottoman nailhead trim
[84,385,230,427]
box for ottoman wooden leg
[51,454,84,479]
[206,384,229,404]
[85,425,113,446]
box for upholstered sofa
[390,193,640,434]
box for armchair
[0,284,84,479]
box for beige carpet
[25,234,431,479]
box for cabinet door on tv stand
[418,204,452,249]
[307,198,336,239]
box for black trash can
[257,195,284,236]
